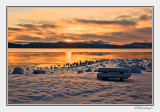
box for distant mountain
[121,42,152,48]
[8,42,152,48]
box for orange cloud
[8,7,152,45]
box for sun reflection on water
[66,52,71,63]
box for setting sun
[65,39,73,42]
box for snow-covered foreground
[8,59,152,104]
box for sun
[65,39,73,43]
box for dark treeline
[8,42,152,48]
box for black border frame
[6,6,154,106]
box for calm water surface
[8,48,152,70]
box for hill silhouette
[8,42,152,48]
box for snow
[8,59,152,104]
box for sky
[8,7,152,45]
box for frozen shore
[8,59,152,104]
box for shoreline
[8,58,152,104]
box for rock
[138,66,146,70]
[128,61,133,64]
[88,63,93,65]
[134,59,141,62]
[12,67,24,74]
[86,66,88,68]
[147,63,152,68]
[85,68,92,72]
[33,70,45,74]
[130,67,141,73]
[77,70,83,74]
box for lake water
[8,48,152,70]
